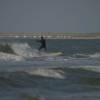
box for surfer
[37,36,47,51]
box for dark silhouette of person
[37,36,47,51]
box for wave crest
[27,69,65,79]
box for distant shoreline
[0,32,100,39]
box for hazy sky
[0,0,100,33]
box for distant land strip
[0,32,100,39]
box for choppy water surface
[0,38,100,100]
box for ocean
[0,37,100,100]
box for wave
[72,52,100,59]
[72,53,89,58]
[11,43,62,58]
[0,42,40,61]
[69,65,100,73]
[0,43,62,61]
[1,42,100,59]
[27,69,65,79]
[0,67,100,90]
[0,43,15,54]
[2,69,65,79]
[82,67,100,73]
[11,43,40,57]
[0,52,24,61]
[89,53,100,58]
[0,69,65,88]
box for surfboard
[33,51,63,58]
[47,52,63,56]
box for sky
[0,0,100,33]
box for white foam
[72,53,100,59]
[84,67,100,72]
[70,65,100,72]
[89,53,100,58]
[11,43,40,58]
[27,69,65,79]
[73,53,89,58]
[0,52,24,61]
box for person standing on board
[37,36,47,51]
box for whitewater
[0,38,100,100]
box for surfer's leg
[38,45,43,51]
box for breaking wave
[72,53,100,59]
[0,43,62,61]
[27,69,65,79]
[69,65,100,73]
[0,52,24,61]
[72,53,89,58]
[11,43,62,58]
[0,69,65,88]
[89,53,100,58]
[1,42,100,62]
[11,43,40,57]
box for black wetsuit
[38,37,47,51]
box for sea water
[0,37,100,100]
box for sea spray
[11,43,40,57]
